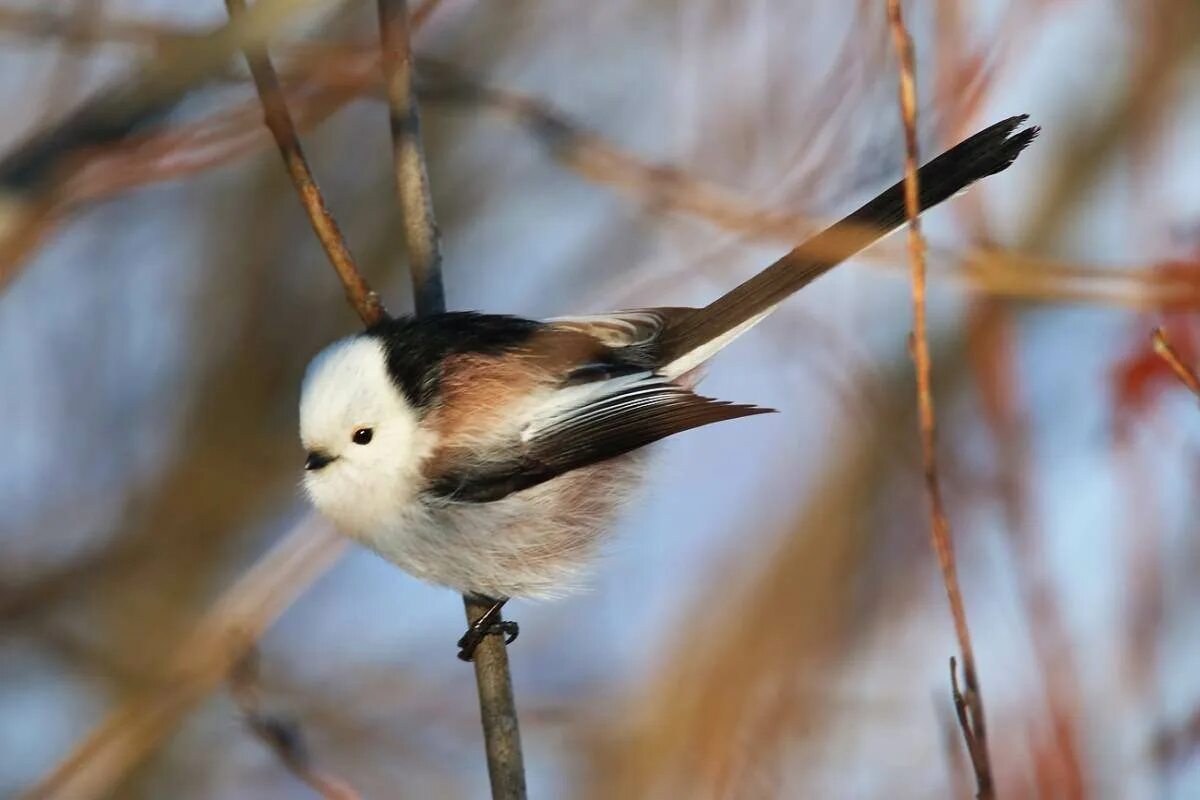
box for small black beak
[304,450,335,471]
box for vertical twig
[1151,327,1200,398]
[885,2,994,797]
[377,3,526,799]
[379,0,444,317]
[463,596,528,799]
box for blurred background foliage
[2,0,1200,797]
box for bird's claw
[457,619,519,661]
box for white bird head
[298,335,433,537]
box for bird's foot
[457,599,519,661]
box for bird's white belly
[353,455,648,599]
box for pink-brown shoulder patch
[419,327,620,480]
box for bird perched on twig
[298,116,1037,660]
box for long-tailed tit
[299,116,1037,658]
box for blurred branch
[0,0,339,289]
[0,12,1193,309]
[376,1,526,796]
[226,0,386,326]
[230,649,363,800]
[585,334,948,796]
[185,1,397,794]
[939,1,1088,786]
[887,3,993,798]
[417,65,1195,310]
[1151,327,1200,398]
[1021,0,1200,251]
[0,0,334,195]
[22,518,346,800]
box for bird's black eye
[352,427,373,445]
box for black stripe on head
[366,312,543,410]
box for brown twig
[886,2,994,797]
[377,2,525,797]
[379,0,443,316]
[229,649,363,800]
[226,0,385,326]
[1151,327,1200,398]
[463,596,528,800]
[939,681,975,800]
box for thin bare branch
[379,0,443,317]
[1152,326,1200,398]
[226,0,385,326]
[463,596,528,800]
[950,657,992,797]
[886,2,994,797]
[939,680,975,800]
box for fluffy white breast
[298,335,435,539]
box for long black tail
[659,115,1038,375]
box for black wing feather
[428,379,773,503]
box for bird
[298,115,1038,659]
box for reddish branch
[886,2,994,797]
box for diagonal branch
[377,2,525,799]
[226,0,385,326]
[886,2,994,797]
